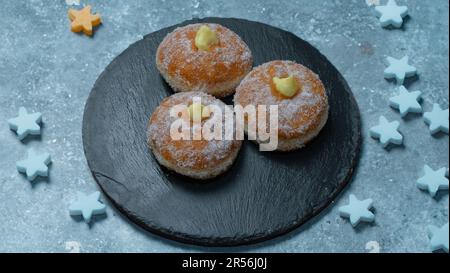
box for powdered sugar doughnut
[147,92,242,179]
[234,60,329,151]
[156,23,253,98]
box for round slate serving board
[82,17,361,247]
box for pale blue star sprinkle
[370,116,403,148]
[375,0,408,28]
[423,103,449,135]
[417,165,449,198]
[339,194,375,227]
[8,107,42,140]
[389,86,422,117]
[428,223,449,253]
[69,191,106,223]
[384,56,417,85]
[16,149,51,181]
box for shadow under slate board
[82,17,361,246]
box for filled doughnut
[234,60,329,151]
[147,91,242,179]
[156,23,253,97]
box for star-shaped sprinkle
[68,5,102,36]
[384,56,417,85]
[8,107,42,140]
[370,116,403,148]
[417,165,449,197]
[375,0,408,28]
[428,223,449,253]
[65,0,80,6]
[389,86,422,117]
[69,191,106,223]
[423,103,449,135]
[339,194,375,227]
[16,149,51,181]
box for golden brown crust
[234,60,329,149]
[147,92,242,179]
[156,23,253,97]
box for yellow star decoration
[68,5,102,36]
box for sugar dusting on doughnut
[156,24,253,97]
[234,60,329,150]
[147,92,241,178]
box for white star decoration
[384,56,417,85]
[69,191,106,223]
[8,107,42,140]
[370,116,403,148]
[339,194,375,227]
[16,149,51,181]
[417,165,449,197]
[389,86,422,117]
[428,223,449,253]
[375,0,408,28]
[423,103,449,135]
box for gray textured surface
[0,0,448,253]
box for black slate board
[82,17,361,246]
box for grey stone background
[0,0,448,253]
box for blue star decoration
[417,165,449,198]
[8,107,42,140]
[339,194,375,227]
[69,191,106,223]
[423,103,449,135]
[389,86,422,117]
[375,0,408,28]
[428,223,449,253]
[16,149,51,181]
[370,116,403,148]
[384,56,417,85]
